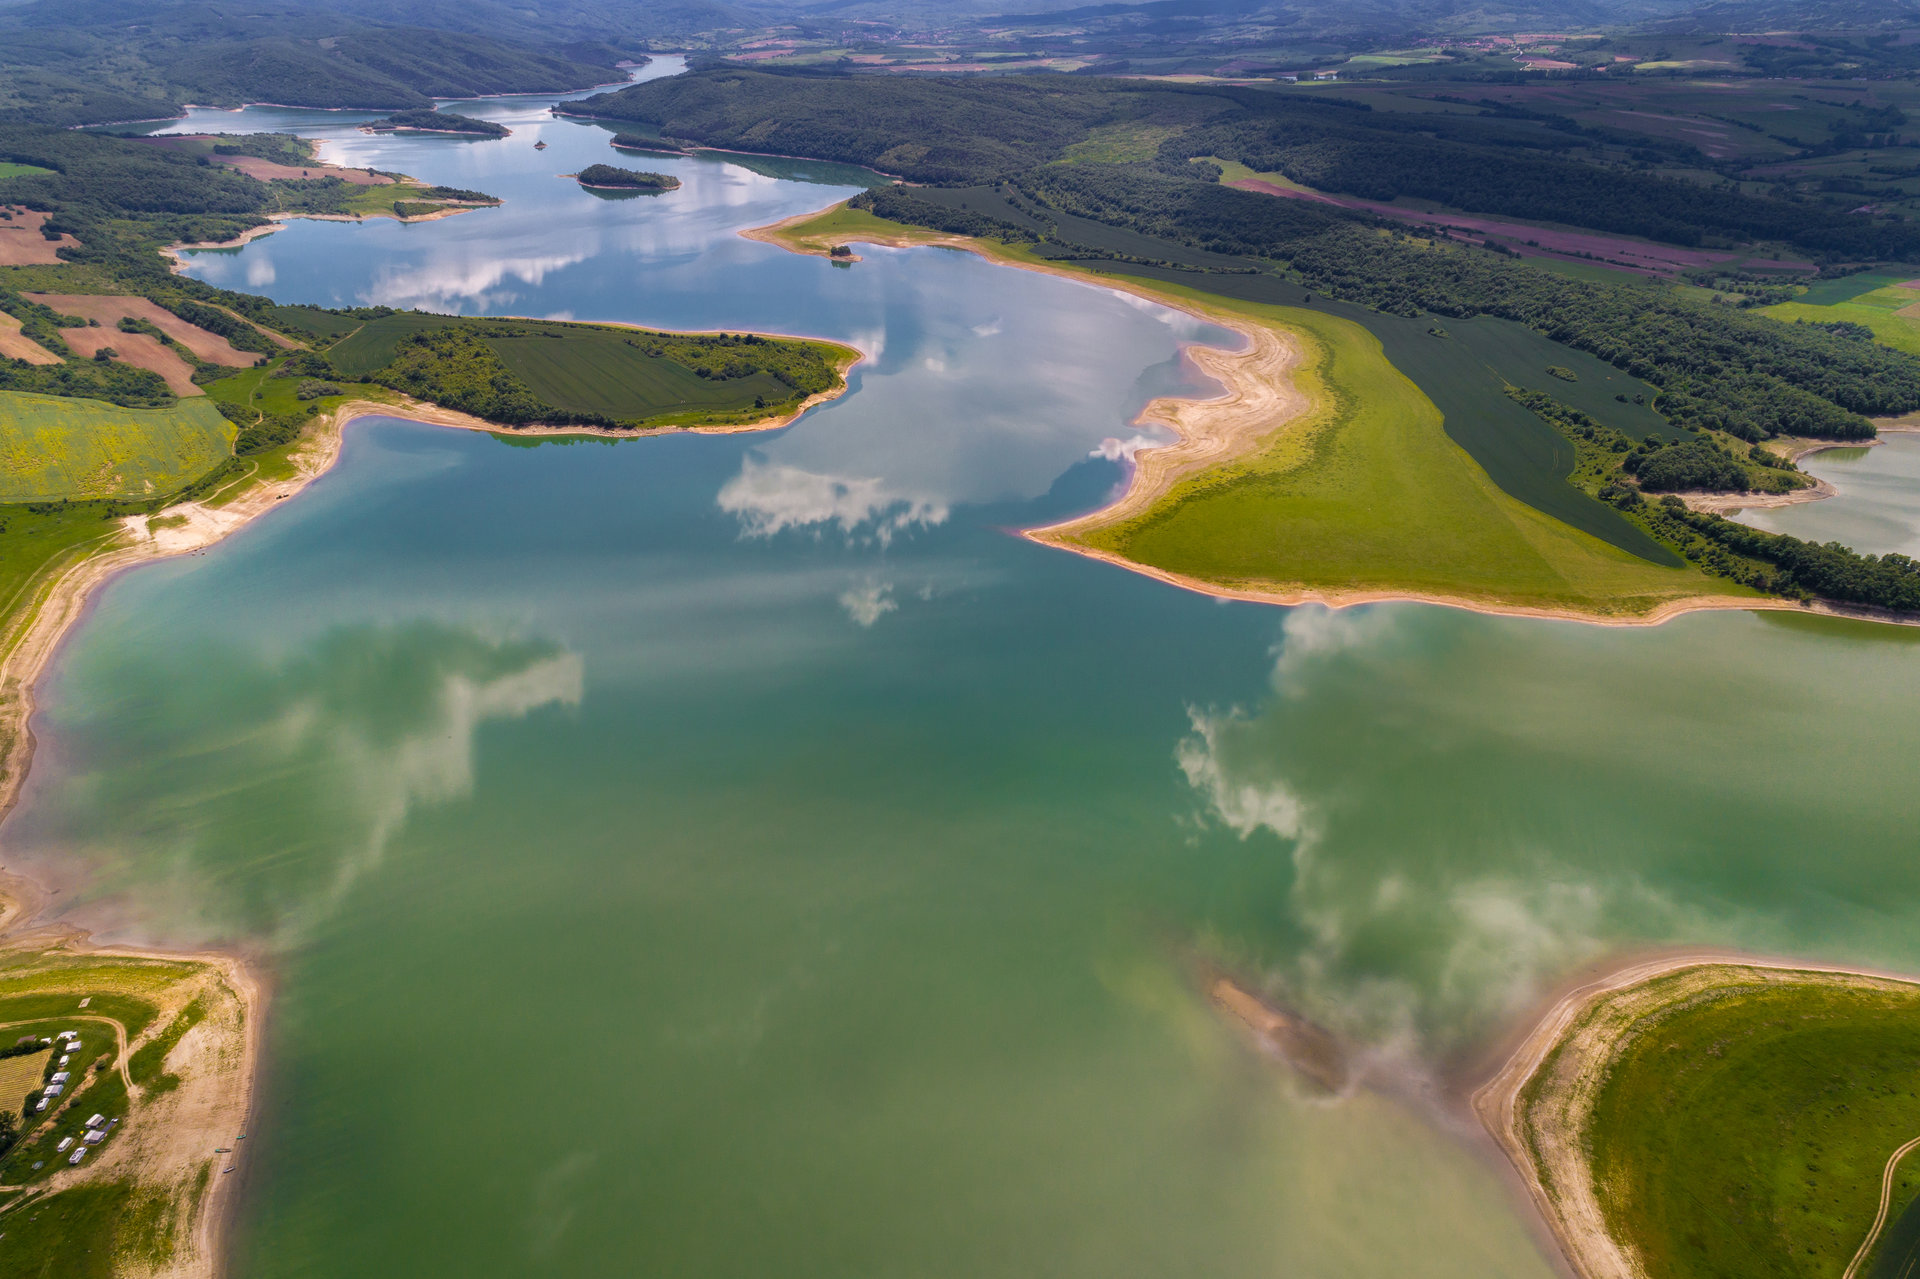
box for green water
[8,79,1920,1279]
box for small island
[1478,960,1920,1279]
[366,109,509,138]
[574,164,679,192]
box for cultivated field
[0,1042,49,1113]
[0,312,60,365]
[486,331,793,416]
[1765,280,1920,358]
[55,326,202,396]
[0,391,235,501]
[26,295,261,366]
[0,208,79,267]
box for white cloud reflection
[838,580,897,627]
[717,457,948,545]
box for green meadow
[1765,282,1920,358]
[0,391,235,502]
[1584,974,1920,1279]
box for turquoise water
[8,83,1920,1279]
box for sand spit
[744,201,1916,631]
[1209,976,1349,1093]
[1471,952,1920,1279]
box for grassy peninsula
[656,63,1920,621]
[1479,962,1920,1279]
[752,199,1901,621]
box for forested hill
[564,67,1920,260]
[0,4,627,125]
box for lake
[10,65,1920,1278]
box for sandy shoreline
[1471,950,1920,1279]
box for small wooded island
[574,163,679,191]
[366,109,508,137]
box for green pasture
[484,331,793,417]
[0,508,134,680]
[1764,285,1920,358]
[1584,974,1920,1279]
[0,1180,136,1279]
[1038,270,1723,614]
[0,163,55,180]
[0,391,235,502]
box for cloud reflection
[717,457,948,546]
[35,624,581,949]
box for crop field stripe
[0,391,236,502]
[0,1045,48,1112]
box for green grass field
[0,391,236,502]
[1585,975,1920,1279]
[1051,277,1726,614]
[0,163,56,180]
[0,1181,136,1279]
[1764,285,1920,358]
[484,332,793,416]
